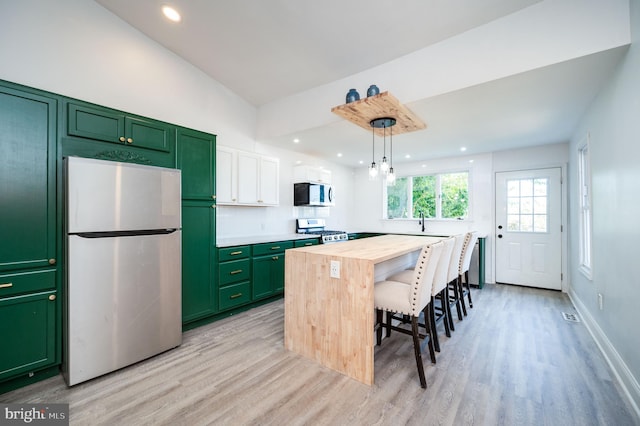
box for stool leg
[430,296,440,352]
[411,316,427,388]
[376,309,383,345]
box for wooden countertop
[289,234,443,263]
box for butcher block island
[284,234,444,385]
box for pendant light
[369,117,396,182]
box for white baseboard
[568,289,640,419]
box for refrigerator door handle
[71,229,179,238]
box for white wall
[568,0,640,415]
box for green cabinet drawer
[218,246,250,262]
[252,241,294,257]
[294,238,319,248]
[219,282,251,311]
[219,259,250,286]
[0,270,55,298]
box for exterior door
[495,168,562,290]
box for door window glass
[506,178,548,233]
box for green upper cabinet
[176,128,216,201]
[0,85,57,273]
[67,102,174,153]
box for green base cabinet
[218,246,251,311]
[0,291,57,381]
[181,202,217,323]
[252,241,293,300]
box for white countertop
[216,233,317,248]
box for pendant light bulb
[369,162,378,179]
[380,156,389,174]
[386,167,396,186]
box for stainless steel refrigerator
[63,156,182,386]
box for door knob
[498,225,503,229]
[498,234,503,238]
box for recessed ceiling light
[405,154,411,159]
[337,153,343,157]
[162,5,181,22]
[293,138,300,143]
[460,147,467,152]
[358,160,363,164]
[469,159,474,163]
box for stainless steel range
[296,218,348,243]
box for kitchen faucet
[419,211,425,232]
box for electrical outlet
[330,260,340,278]
[598,293,604,310]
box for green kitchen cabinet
[218,246,251,311]
[0,81,60,389]
[181,201,217,323]
[0,86,57,273]
[0,291,57,381]
[67,102,174,153]
[176,128,216,201]
[177,128,218,325]
[252,241,293,300]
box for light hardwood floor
[1,284,638,425]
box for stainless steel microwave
[294,182,334,206]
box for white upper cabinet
[217,147,279,206]
[293,165,331,184]
[216,146,237,204]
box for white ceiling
[94,0,628,167]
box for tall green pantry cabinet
[177,128,218,325]
[0,83,60,389]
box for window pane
[441,172,469,219]
[507,180,519,197]
[520,215,533,232]
[507,198,520,214]
[520,197,533,214]
[534,197,547,215]
[387,177,409,219]
[520,179,533,196]
[534,178,547,196]
[413,175,436,218]
[533,214,547,232]
[507,215,520,231]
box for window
[506,177,548,233]
[578,140,592,277]
[386,171,469,220]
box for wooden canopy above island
[283,234,444,385]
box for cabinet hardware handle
[304,243,312,246]
[272,256,279,260]
[230,293,242,299]
[0,283,13,289]
[126,138,133,144]
[232,198,237,202]
[119,136,126,142]
[211,205,216,208]
[230,269,243,275]
[49,294,56,301]
[212,195,216,199]
[48,258,56,265]
[271,246,280,250]
[230,251,243,255]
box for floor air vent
[562,312,580,322]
